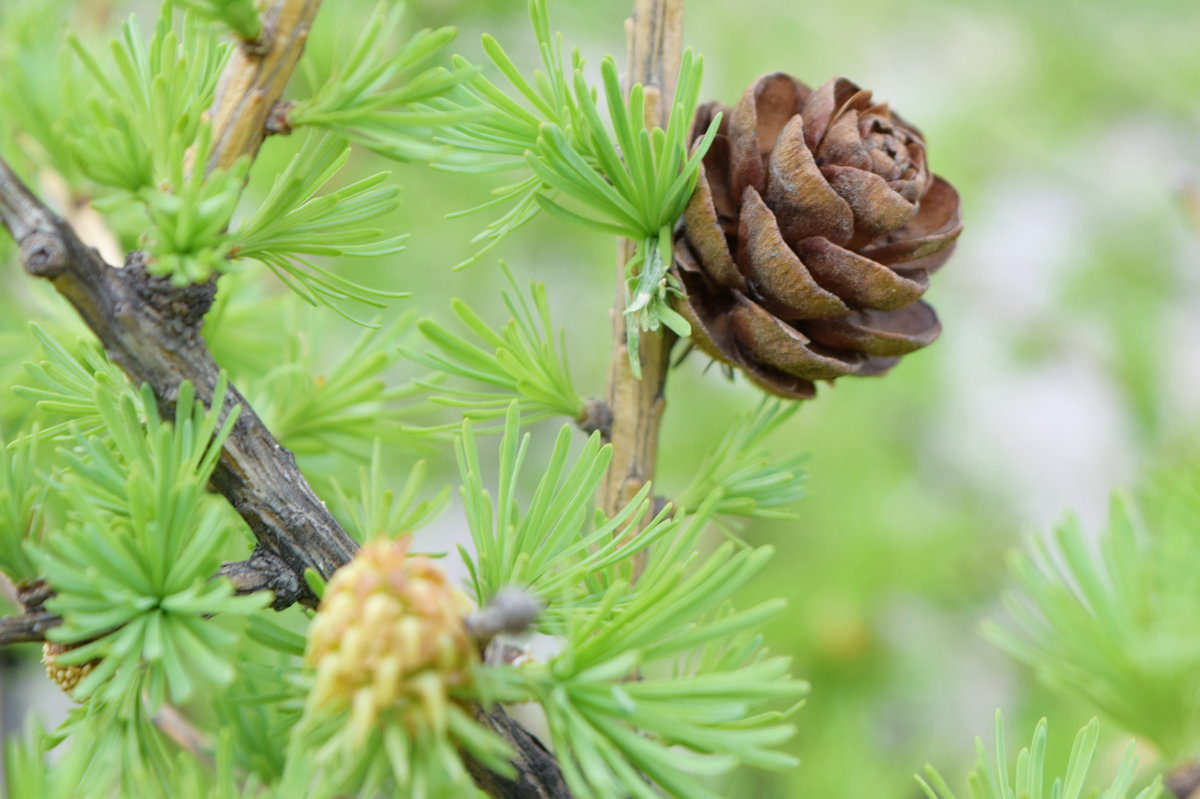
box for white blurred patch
[933,175,1136,531]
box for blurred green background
[2,0,1199,796]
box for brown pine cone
[675,74,962,399]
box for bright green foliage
[173,0,261,40]
[248,315,423,457]
[5,706,269,799]
[281,695,509,799]
[209,614,309,784]
[917,713,1162,799]
[231,134,408,316]
[530,545,803,799]
[330,441,450,541]
[58,6,250,283]
[62,7,229,193]
[290,3,477,161]
[676,399,806,522]
[0,0,86,184]
[0,434,43,581]
[3,720,80,799]
[33,379,267,707]
[456,404,675,616]
[437,0,715,371]
[139,126,251,283]
[472,499,805,799]
[4,2,418,311]
[412,268,583,427]
[985,469,1200,760]
[452,406,804,799]
[436,0,587,260]
[15,324,145,442]
[530,51,714,373]
[51,700,188,798]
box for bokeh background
[1,0,1199,796]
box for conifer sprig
[436,0,715,371]
[46,700,182,798]
[173,0,262,41]
[675,399,807,522]
[0,2,86,184]
[448,406,805,799]
[472,505,805,799]
[8,4,421,314]
[0,433,43,581]
[455,404,675,615]
[32,379,268,707]
[15,324,144,441]
[330,441,450,542]
[231,133,408,316]
[411,268,584,427]
[917,713,1162,799]
[63,8,229,192]
[248,316,423,457]
[985,469,1200,760]
[289,2,478,162]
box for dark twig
[1,159,355,608]
[1169,762,1200,799]
[464,707,574,799]
[577,398,614,440]
[0,610,61,645]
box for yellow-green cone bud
[42,642,97,698]
[306,538,477,742]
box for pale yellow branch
[204,0,322,173]
[600,0,685,576]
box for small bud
[306,538,477,739]
[42,642,98,698]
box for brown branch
[0,610,61,645]
[598,0,685,575]
[0,158,573,799]
[465,708,574,799]
[0,578,60,645]
[1,160,354,607]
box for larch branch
[599,0,686,575]
[0,2,574,794]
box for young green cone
[305,538,478,743]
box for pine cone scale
[728,74,812,201]
[738,188,849,319]
[798,78,867,148]
[730,295,862,380]
[683,164,747,292]
[674,73,962,399]
[766,118,856,245]
[822,165,920,247]
[802,301,942,357]
[861,176,962,269]
[793,237,929,311]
